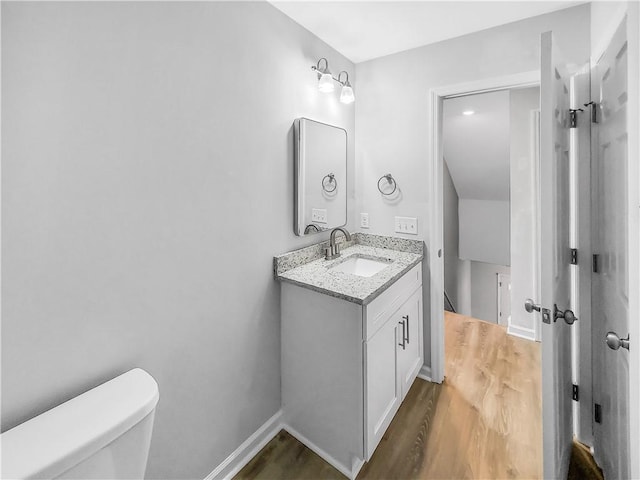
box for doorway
[426,71,540,385]
[441,87,539,334]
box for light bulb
[340,84,355,104]
[462,110,475,116]
[318,72,335,93]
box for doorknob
[524,298,541,313]
[606,332,630,351]
[554,304,578,325]
[525,298,552,324]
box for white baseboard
[507,323,537,342]
[204,410,283,480]
[417,365,432,382]
[282,423,363,480]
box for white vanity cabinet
[281,263,423,479]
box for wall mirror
[294,118,347,236]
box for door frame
[497,272,511,326]
[427,70,540,383]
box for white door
[365,316,401,459]
[539,31,574,480]
[591,18,630,479]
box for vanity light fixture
[462,110,475,116]
[311,58,355,104]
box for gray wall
[1,2,355,478]
[443,162,461,311]
[459,198,511,266]
[470,261,511,323]
[355,4,590,366]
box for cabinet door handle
[398,320,406,350]
[403,315,410,344]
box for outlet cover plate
[312,208,328,224]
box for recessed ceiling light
[462,110,475,116]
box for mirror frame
[293,117,348,236]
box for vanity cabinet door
[364,315,401,460]
[397,287,423,399]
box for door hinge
[570,248,578,265]
[572,384,579,401]
[584,101,598,123]
[595,403,602,424]
[569,108,583,128]
[593,254,599,273]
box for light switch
[360,213,370,229]
[394,216,418,235]
[312,208,328,224]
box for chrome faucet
[325,227,352,260]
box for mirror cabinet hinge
[570,248,578,265]
[593,254,599,273]
[572,384,579,401]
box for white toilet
[1,368,159,479]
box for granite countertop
[275,235,423,305]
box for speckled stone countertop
[275,234,423,305]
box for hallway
[236,312,542,479]
[420,312,542,478]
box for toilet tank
[1,368,159,479]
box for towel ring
[377,174,397,196]
[322,173,337,193]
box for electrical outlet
[394,216,418,235]
[360,213,370,229]
[312,208,328,224]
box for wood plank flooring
[235,312,542,479]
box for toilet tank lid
[1,368,159,480]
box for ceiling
[269,1,585,63]
[443,90,510,201]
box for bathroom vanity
[275,234,423,479]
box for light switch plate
[394,216,418,235]
[312,208,328,224]
[360,213,370,229]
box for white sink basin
[330,256,391,277]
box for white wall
[355,4,590,365]
[459,199,510,266]
[509,87,540,337]
[1,3,355,478]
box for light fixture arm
[337,71,350,86]
[312,57,330,76]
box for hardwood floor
[235,312,542,479]
[421,312,542,479]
